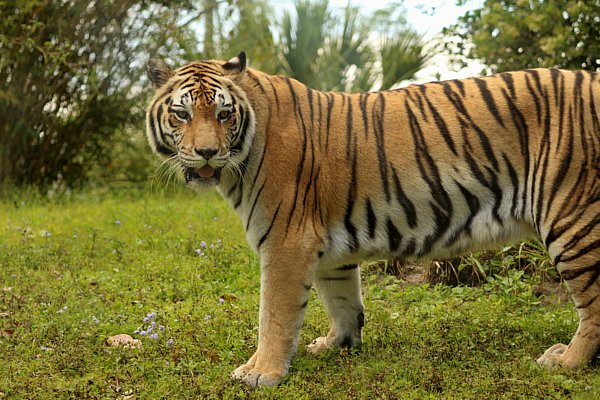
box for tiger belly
[319,204,537,268]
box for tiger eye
[174,110,189,121]
[218,110,231,121]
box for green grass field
[1,188,599,399]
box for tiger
[145,51,600,387]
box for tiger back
[146,52,600,387]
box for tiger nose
[194,148,218,160]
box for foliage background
[443,0,600,74]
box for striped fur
[146,53,600,387]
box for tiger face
[145,54,254,187]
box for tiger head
[145,52,254,187]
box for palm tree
[278,0,429,92]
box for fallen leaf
[0,329,13,337]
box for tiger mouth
[183,166,222,184]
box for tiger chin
[145,51,600,387]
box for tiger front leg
[308,264,364,354]
[231,247,317,387]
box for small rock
[106,334,142,349]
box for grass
[1,188,600,399]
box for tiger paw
[537,343,568,368]
[231,364,283,387]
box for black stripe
[266,77,281,112]
[554,70,566,152]
[457,181,480,230]
[179,82,197,92]
[344,132,358,251]
[402,239,416,258]
[559,240,600,265]
[560,261,596,280]
[526,69,544,95]
[550,69,560,106]
[544,109,574,222]
[422,87,457,154]
[148,105,176,157]
[452,79,465,97]
[546,201,589,249]
[406,99,453,215]
[325,93,335,152]
[391,166,417,228]
[317,91,323,148]
[446,181,480,246]
[230,105,250,153]
[500,89,530,216]
[386,218,402,252]
[557,215,600,256]
[299,90,317,230]
[474,77,505,128]
[149,103,176,156]
[589,72,600,133]
[345,96,353,160]
[336,264,358,271]
[502,153,520,217]
[464,150,503,223]
[574,70,585,117]
[233,189,243,209]
[365,198,377,238]
[420,203,452,256]
[312,167,324,226]
[524,75,542,125]
[307,87,315,134]
[562,261,600,293]
[373,93,390,202]
[406,90,428,121]
[257,203,281,248]
[245,181,266,230]
[533,89,552,227]
[247,72,267,98]
[359,93,369,137]
[227,180,239,198]
[500,72,516,99]
[576,293,599,310]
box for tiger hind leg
[308,264,364,354]
[538,222,600,369]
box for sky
[270,0,486,84]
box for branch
[179,0,229,29]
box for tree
[444,0,600,73]
[218,0,279,74]
[0,0,199,188]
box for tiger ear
[147,58,174,89]
[223,51,247,82]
